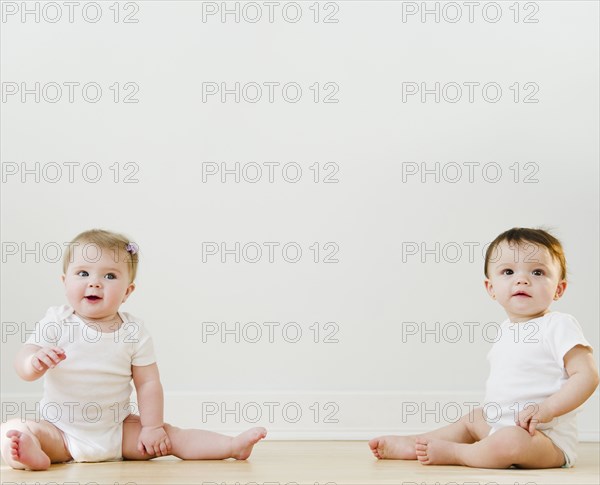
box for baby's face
[484,240,566,322]
[62,243,135,323]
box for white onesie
[26,305,156,462]
[483,311,592,467]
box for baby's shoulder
[540,311,580,328]
[118,311,151,336]
[40,304,74,322]
[119,311,145,325]
[538,311,586,342]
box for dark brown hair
[484,227,566,280]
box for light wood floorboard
[1,441,598,484]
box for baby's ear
[61,274,66,284]
[122,283,136,302]
[554,280,567,300]
[484,279,495,299]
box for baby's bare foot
[231,427,267,460]
[415,437,460,465]
[6,430,51,471]
[368,435,417,460]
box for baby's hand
[137,425,172,457]
[31,346,66,372]
[515,402,554,436]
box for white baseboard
[2,391,598,442]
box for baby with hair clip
[2,229,266,470]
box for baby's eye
[76,270,89,277]
[532,269,544,276]
[501,269,513,275]
[104,273,117,280]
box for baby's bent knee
[491,427,531,458]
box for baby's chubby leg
[121,414,267,460]
[369,407,490,459]
[1,419,72,470]
[415,426,565,468]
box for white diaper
[56,421,124,463]
[538,426,576,468]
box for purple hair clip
[126,242,139,255]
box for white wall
[1,1,598,439]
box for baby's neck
[75,312,124,332]
[508,309,553,324]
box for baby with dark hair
[369,227,599,469]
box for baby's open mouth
[85,295,101,301]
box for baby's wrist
[539,401,556,418]
[141,423,164,430]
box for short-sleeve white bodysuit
[26,305,156,462]
[483,311,592,467]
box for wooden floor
[1,441,599,484]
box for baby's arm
[132,363,172,456]
[14,344,66,381]
[517,345,600,435]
